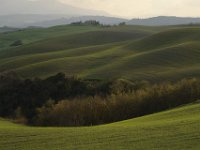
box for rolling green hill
[0,30,149,58]
[0,25,200,80]
[0,101,200,150]
[0,27,19,33]
[0,25,200,150]
[0,25,104,50]
[0,25,159,51]
[0,24,183,51]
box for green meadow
[0,25,199,81]
[0,102,200,150]
[0,24,200,149]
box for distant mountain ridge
[0,0,107,16]
[127,16,200,26]
[1,0,200,27]
[0,14,73,27]
[30,16,129,27]
[26,16,200,27]
[1,14,200,27]
[0,0,108,27]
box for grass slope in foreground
[0,102,200,150]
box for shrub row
[35,78,200,126]
[0,72,145,123]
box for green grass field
[0,25,199,81]
[0,25,103,50]
[0,24,200,149]
[0,25,160,50]
[0,101,200,150]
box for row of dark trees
[70,20,126,27]
[0,72,142,123]
[70,20,101,26]
[0,71,199,126]
[35,78,200,126]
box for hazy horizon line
[1,13,200,20]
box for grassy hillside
[0,27,19,33]
[0,30,149,58]
[0,25,163,51]
[0,101,200,150]
[0,24,183,51]
[0,25,199,80]
[0,25,102,50]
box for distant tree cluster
[84,20,100,26]
[70,21,82,25]
[70,20,126,27]
[71,20,100,26]
[118,22,126,26]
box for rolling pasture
[0,23,200,150]
[0,25,199,81]
[0,102,200,150]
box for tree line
[0,71,199,126]
[0,72,144,124]
[35,78,200,126]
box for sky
[1,0,200,18]
[59,0,200,18]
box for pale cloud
[59,0,200,18]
